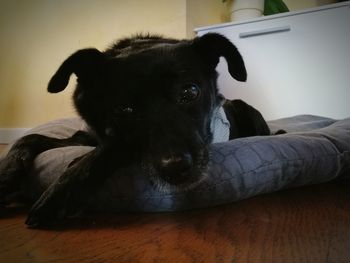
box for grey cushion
[3,115,350,212]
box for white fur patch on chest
[210,107,230,143]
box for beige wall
[186,0,223,37]
[0,0,322,128]
[0,0,186,128]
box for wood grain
[1,180,349,263]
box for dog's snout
[160,153,193,171]
[159,153,193,185]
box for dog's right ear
[192,33,247,82]
[48,48,105,93]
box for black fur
[0,33,270,227]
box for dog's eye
[179,84,200,104]
[113,106,134,115]
[122,107,133,114]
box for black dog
[0,33,270,227]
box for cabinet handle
[239,25,291,38]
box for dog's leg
[0,131,97,205]
[25,145,128,228]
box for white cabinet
[196,2,350,120]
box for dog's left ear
[193,33,247,81]
[48,48,105,93]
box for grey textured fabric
[2,115,349,212]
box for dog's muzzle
[146,148,208,191]
[144,130,209,190]
[159,107,230,185]
[158,153,194,185]
[144,108,229,190]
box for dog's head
[47,33,246,190]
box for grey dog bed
[2,115,350,212]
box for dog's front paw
[25,193,66,228]
[25,183,84,228]
[25,183,77,228]
[0,155,26,206]
[26,204,65,228]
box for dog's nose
[159,153,193,185]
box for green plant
[264,0,289,15]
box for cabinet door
[198,5,350,120]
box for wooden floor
[1,145,350,262]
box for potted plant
[264,0,289,16]
[223,0,289,21]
